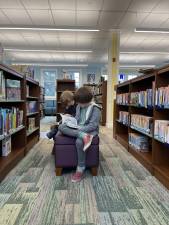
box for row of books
[155,86,169,108]
[154,120,169,143]
[118,111,129,125]
[0,107,23,136]
[0,71,21,100]
[129,133,149,152]
[28,118,36,131]
[131,114,153,135]
[130,89,153,107]
[26,101,38,114]
[116,93,130,105]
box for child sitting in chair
[58,86,101,182]
[46,90,76,140]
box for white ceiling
[0,0,169,66]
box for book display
[56,79,75,114]
[26,77,40,152]
[129,133,149,152]
[117,111,129,126]
[40,86,45,119]
[116,93,130,105]
[0,63,40,182]
[130,89,153,108]
[130,114,153,136]
[114,66,169,189]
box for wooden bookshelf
[114,66,169,189]
[0,63,41,182]
[84,81,107,126]
[26,78,40,153]
[40,86,45,119]
[56,79,75,114]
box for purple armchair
[53,135,99,176]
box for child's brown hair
[74,86,93,104]
[60,91,74,106]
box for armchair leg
[91,167,98,176]
[55,167,63,176]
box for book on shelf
[6,79,21,100]
[118,111,129,125]
[28,118,36,131]
[129,133,149,152]
[26,85,29,97]
[26,101,38,114]
[130,89,153,108]
[131,114,153,135]
[154,120,169,143]
[0,107,23,136]
[116,93,129,105]
[155,86,169,108]
[0,71,6,100]
[2,136,11,157]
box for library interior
[1,0,169,224]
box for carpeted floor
[0,117,169,225]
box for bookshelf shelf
[0,63,40,182]
[27,112,39,116]
[130,126,152,138]
[27,127,39,137]
[26,96,39,100]
[114,66,169,189]
[116,119,128,127]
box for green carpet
[0,128,169,225]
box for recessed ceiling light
[135,28,169,33]
[4,48,93,53]
[0,26,100,32]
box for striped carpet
[0,117,169,225]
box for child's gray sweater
[75,103,101,136]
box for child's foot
[46,131,53,139]
[71,171,84,183]
[83,134,94,151]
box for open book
[57,113,80,129]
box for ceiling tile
[141,13,169,27]
[27,10,54,25]
[0,0,24,9]
[119,12,149,28]
[77,11,99,26]
[103,0,131,11]
[129,0,160,12]
[59,38,76,48]
[0,10,11,24]
[153,0,169,12]
[77,0,103,10]
[99,11,124,29]
[21,0,49,9]
[52,10,76,26]
[2,9,32,24]
[50,0,76,10]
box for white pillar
[106,32,120,128]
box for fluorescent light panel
[0,26,99,32]
[4,48,92,53]
[12,63,88,67]
[120,65,156,68]
[121,51,169,54]
[135,28,169,33]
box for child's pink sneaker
[71,171,84,182]
[83,134,94,151]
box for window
[74,72,80,88]
[42,69,57,99]
[128,74,137,80]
